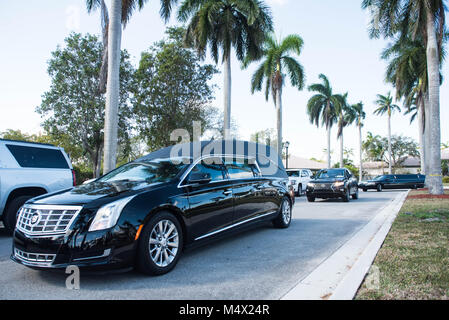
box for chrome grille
[16,204,82,235]
[314,183,333,191]
[14,248,55,266]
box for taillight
[71,169,76,186]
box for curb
[281,190,409,300]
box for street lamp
[284,141,290,169]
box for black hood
[310,178,345,184]
[30,180,169,207]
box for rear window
[6,144,69,169]
[287,171,300,177]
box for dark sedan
[11,140,294,276]
[358,174,425,192]
[305,168,359,202]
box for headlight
[89,196,136,232]
[333,181,345,188]
[307,183,315,188]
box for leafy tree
[36,33,134,178]
[307,74,340,168]
[373,92,401,174]
[132,27,219,151]
[250,128,277,149]
[362,132,419,172]
[246,33,305,155]
[178,0,273,138]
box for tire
[352,188,359,200]
[296,184,302,197]
[136,211,183,276]
[376,184,383,192]
[342,188,350,202]
[3,195,33,235]
[307,196,315,202]
[272,197,292,229]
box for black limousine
[11,140,294,275]
[358,174,425,192]
[305,168,359,202]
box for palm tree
[86,0,179,174]
[307,74,340,169]
[362,0,446,194]
[382,36,429,175]
[178,0,273,139]
[246,33,305,155]
[373,92,401,174]
[352,102,366,180]
[336,93,356,169]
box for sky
[0,0,448,164]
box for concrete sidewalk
[281,190,408,300]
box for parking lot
[0,190,404,300]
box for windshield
[315,169,345,179]
[97,158,189,184]
[287,171,299,177]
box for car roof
[136,140,287,178]
[0,138,55,147]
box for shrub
[73,165,94,185]
[442,176,449,184]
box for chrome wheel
[282,199,291,224]
[149,219,179,267]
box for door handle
[223,190,232,195]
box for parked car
[358,174,425,192]
[305,168,359,202]
[0,139,75,234]
[286,169,313,196]
[11,141,294,275]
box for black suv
[358,174,425,192]
[305,168,359,202]
[11,140,294,275]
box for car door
[224,157,265,224]
[300,170,311,191]
[383,175,396,189]
[183,157,234,241]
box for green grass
[355,191,449,300]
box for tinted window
[6,144,69,169]
[287,171,300,177]
[189,157,225,182]
[301,170,309,177]
[225,158,255,180]
[315,169,345,179]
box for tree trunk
[102,0,121,174]
[424,92,431,184]
[339,129,344,168]
[417,101,425,174]
[425,8,444,195]
[387,113,392,174]
[276,87,283,156]
[327,126,331,169]
[359,124,363,181]
[223,54,232,140]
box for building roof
[360,156,421,169]
[284,155,327,170]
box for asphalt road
[0,190,404,300]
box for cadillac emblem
[321,184,326,188]
[30,212,40,225]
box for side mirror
[188,172,212,185]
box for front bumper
[11,226,138,271]
[306,185,347,199]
